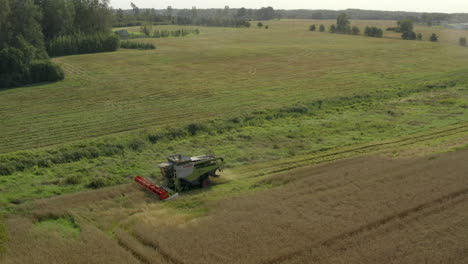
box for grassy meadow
[1,20,468,153]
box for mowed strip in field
[2,148,468,263]
[1,20,468,153]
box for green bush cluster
[364,27,383,38]
[460,37,467,46]
[0,143,125,176]
[0,46,64,88]
[47,33,120,57]
[29,60,65,83]
[152,29,200,38]
[120,41,156,50]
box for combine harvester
[135,154,225,200]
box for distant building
[115,29,130,40]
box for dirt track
[130,150,468,264]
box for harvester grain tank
[135,154,225,200]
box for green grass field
[1,20,467,153]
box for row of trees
[280,9,468,23]
[153,29,200,38]
[327,14,360,35]
[138,24,200,38]
[114,4,280,28]
[393,20,438,42]
[114,7,468,25]
[311,15,444,43]
[120,41,155,50]
[47,33,119,57]
[0,0,116,88]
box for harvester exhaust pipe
[134,176,179,201]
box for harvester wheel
[201,178,211,188]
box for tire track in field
[263,186,468,264]
[132,232,184,264]
[251,123,468,177]
[54,59,94,82]
[116,236,149,264]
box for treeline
[120,41,155,50]
[153,29,200,38]
[310,14,449,43]
[113,5,280,28]
[278,8,468,23]
[0,0,115,88]
[47,33,120,57]
[131,25,201,39]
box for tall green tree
[116,8,124,22]
[36,0,75,40]
[130,2,139,18]
[6,0,45,57]
[165,6,173,20]
[0,0,10,48]
[336,13,350,32]
[398,19,414,33]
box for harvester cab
[135,154,225,201]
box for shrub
[351,26,360,35]
[63,175,82,185]
[417,33,423,40]
[319,24,325,32]
[29,60,64,83]
[140,24,153,36]
[129,139,146,151]
[257,22,263,28]
[459,37,466,46]
[329,24,337,33]
[87,177,107,189]
[120,41,156,50]
[0,46,65,88]
[265,25,269,29]
[386,27,400,32]
[430,33,438,42]
[309,25,316,31]
[364,27,383,38]
[402,31,416,40]
[148,133,164,144]
[47,33,120,57]
[187,123,205,135]
[0,47,31,88]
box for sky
[110,0,468,13]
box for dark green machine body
[159,154,225,192]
